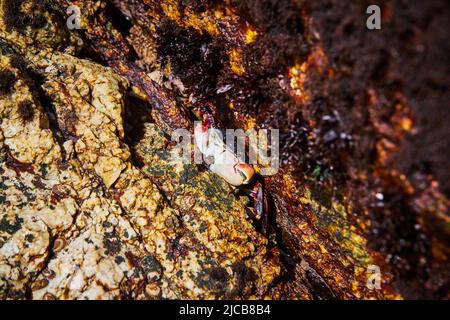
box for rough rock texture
[0,0,448,300]
[0,0,280,299]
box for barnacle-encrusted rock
[0,0,280,299]
[1,0,449,300]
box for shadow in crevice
[122,94,156,169]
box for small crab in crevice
[193,104,271,233]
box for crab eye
[235,164,255,185]
[237,168,248,180]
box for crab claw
[210,162,255,187]
[194,120,256,186]
[234,163,255,185]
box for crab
[193,105,270,228]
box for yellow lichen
[289,62,309,102]
[245,28,258,44]
[288,46,329,104]
[160,1,219,36]
[229,48,245,76]
[245,116,257,131]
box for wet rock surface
[0,0,448,299]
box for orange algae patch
[289,46,329,103]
